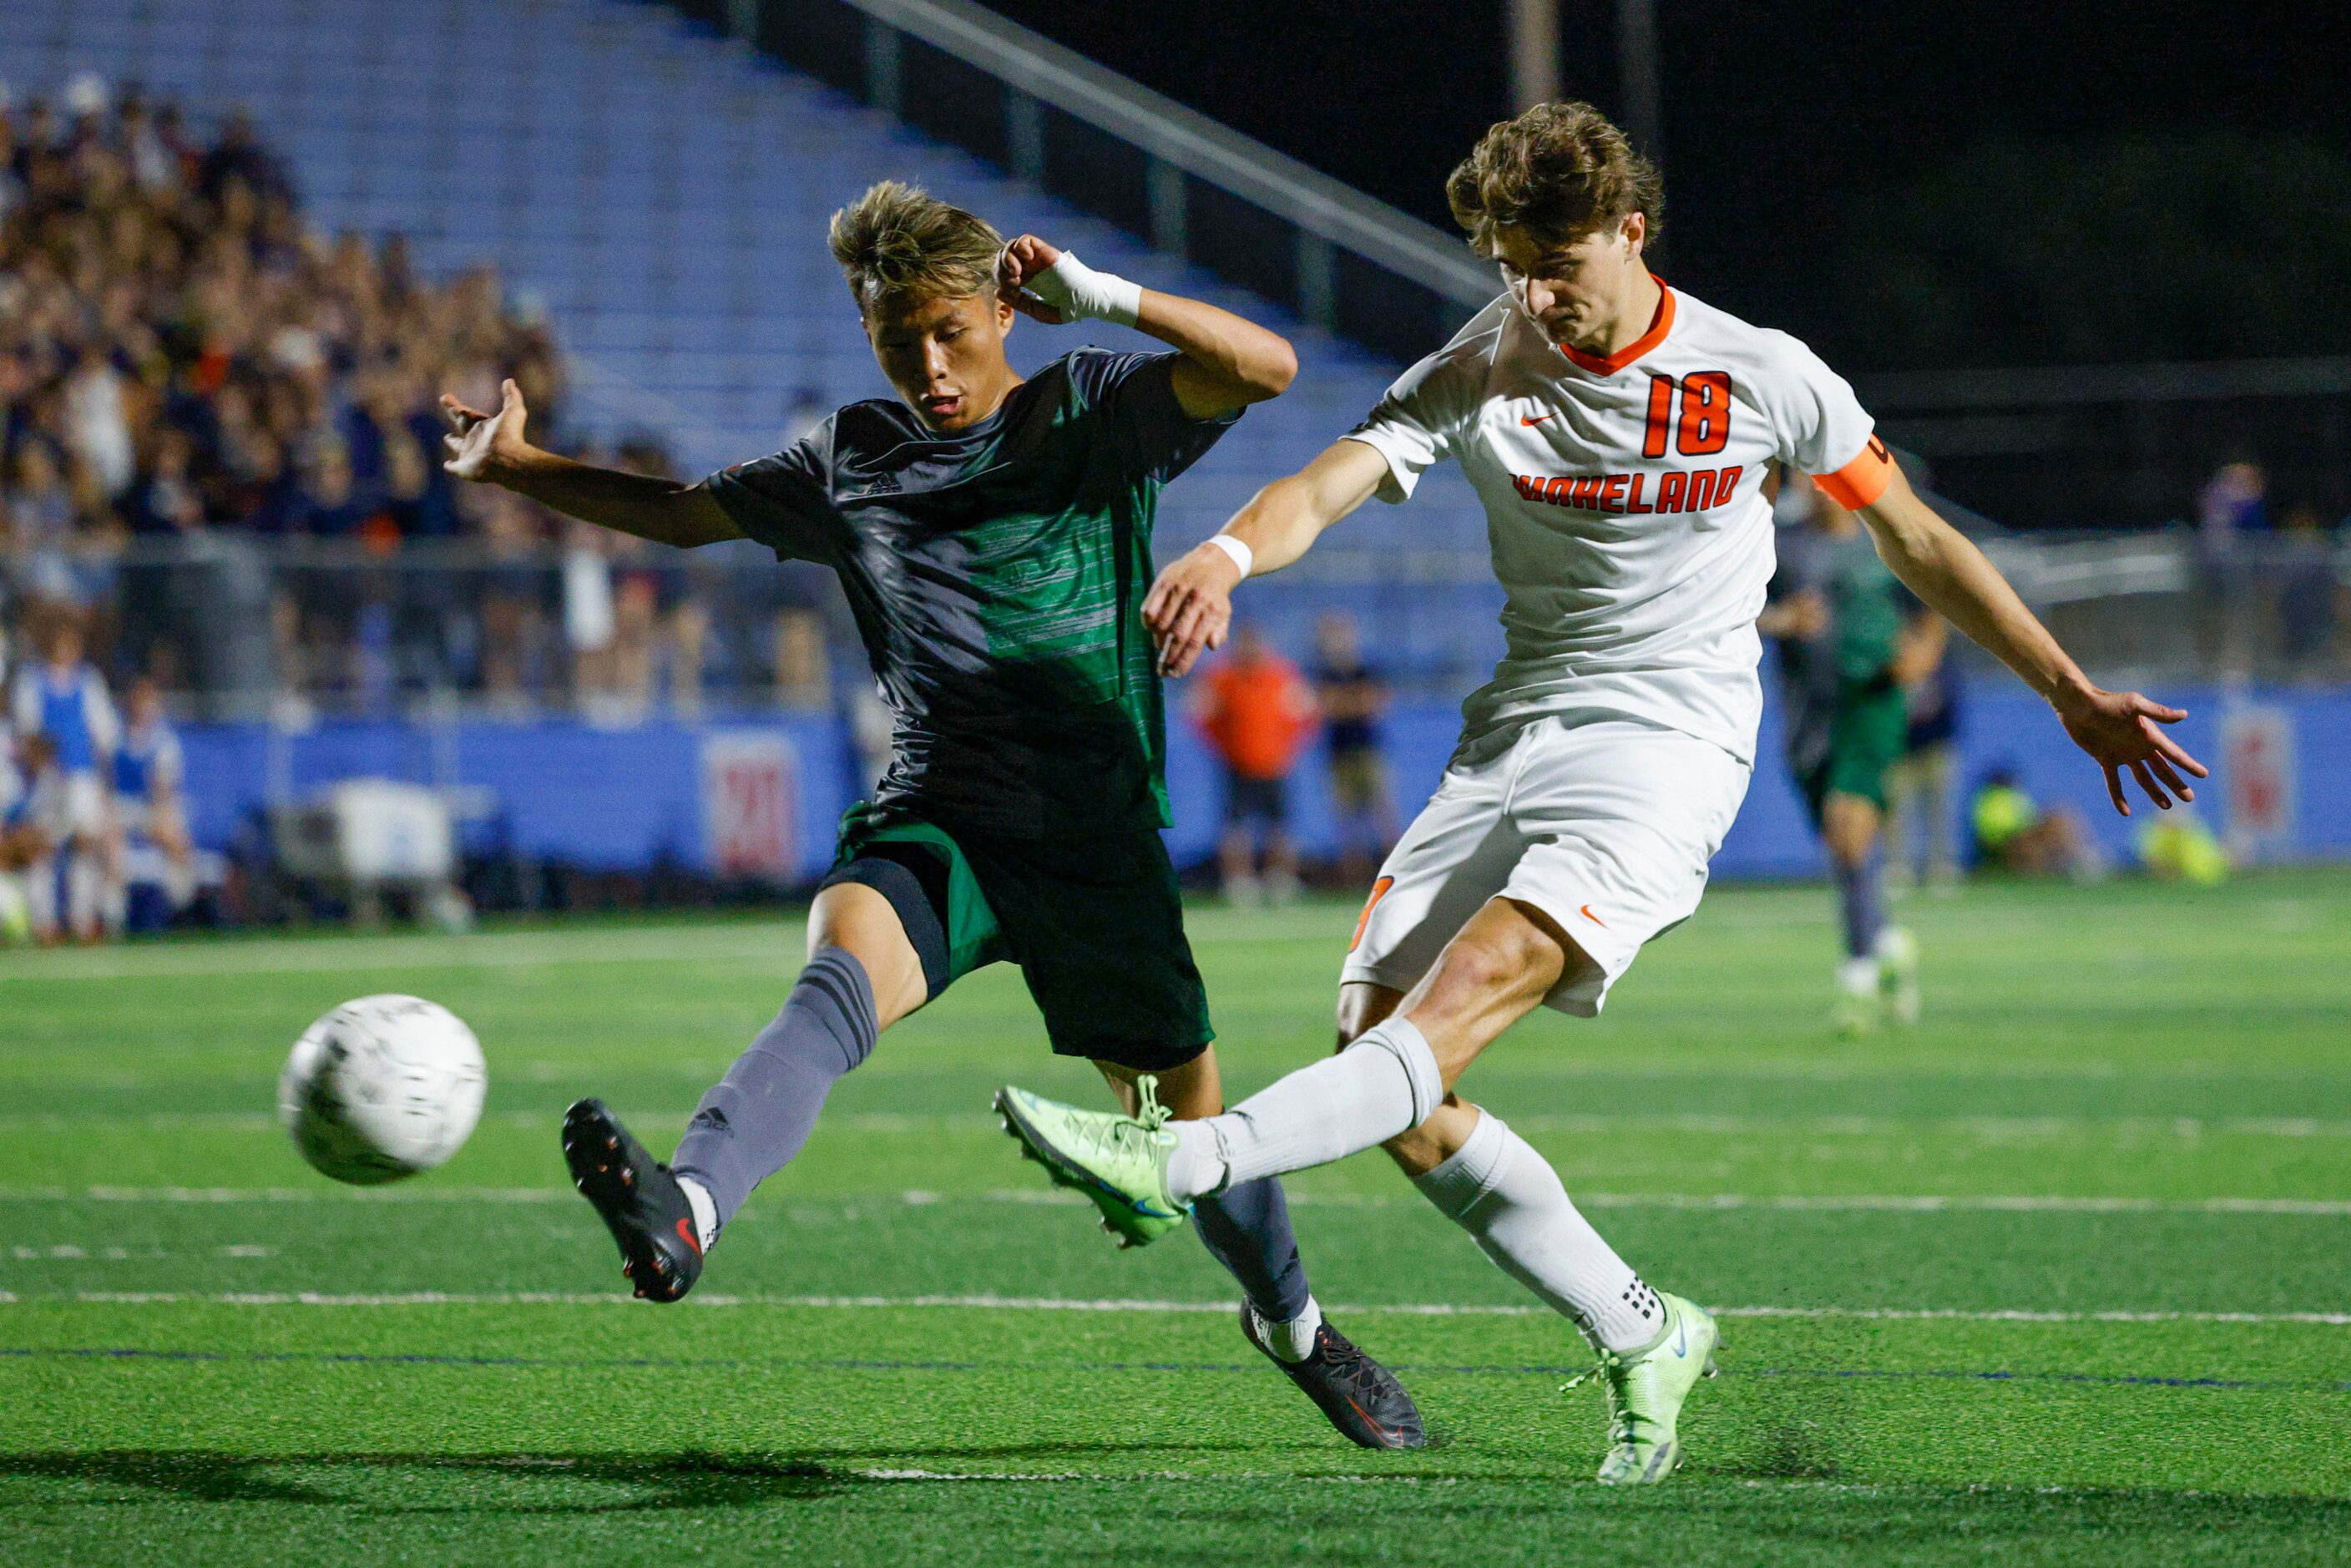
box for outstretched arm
[1855,464,2206,815]
[1000,235,1296,419]
[1142,438,1388,676]
[442,379,742,549]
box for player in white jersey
[995,103,2206,1482]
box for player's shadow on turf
[0,1445,1238,1515]
[0,1452,848,1512]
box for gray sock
[1193,1176,1312,1325]
[1836,846,1886,959]
[672,947,877,1232]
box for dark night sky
[978,1,2351,369]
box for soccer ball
[278,995,487,1185]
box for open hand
[1142,542,1243,676]
[998,235,1068,324]
[2055,685,2210,816]
[1758,589,1828,641]
[440,377,528,483]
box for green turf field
[3,873,2348,1564]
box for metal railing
[673,0,1499,361]
[1858,357,2351,534]
[16,529,2343,723]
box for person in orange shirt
[1193,623,1317,905]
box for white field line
[6,1184,2349,1216]
[1,892,2331,984]
[16,1289,2351,1326]
[9,1110,2351,1139]
[0,924,798,982]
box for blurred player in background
[1885,651,1964,893]
[9,616,119,943]
[111,675,197,932]
[1760,473,1944,1033]
[1000,100,2206,1484]
[1193,622,1316,905]
[1313,609,1399,888]
[441,180,1423,1449]
[0,730,58,944]
[1970,765,2110,881]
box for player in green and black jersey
[440,181,1423,1448]
[1762,473,1948,1034]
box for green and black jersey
[1769,525,1924,817]
[706,348,1236,839]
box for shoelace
[1069,1073,1174,1163]
[1317,1331,1390,1397]
[1561,1348,1648,1450]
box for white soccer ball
[278,995,487,1185]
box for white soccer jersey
[1346,281,1892,765]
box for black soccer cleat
[561,1097,703,1302]
[1240,1304,1426,1449]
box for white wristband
[1025,250,1144,328]
[1205,533,1254,579]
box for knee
[1431,925,1548,1005]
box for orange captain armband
[1813,433,1896,510]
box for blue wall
[179,685,2347,881]
[181,716,856,879]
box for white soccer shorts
[57,770,109,840]
[1340,716,1752,1017]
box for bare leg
[1218,823,1256,903]
[1263,828,1300,903]
[806,881,928,1027]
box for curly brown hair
[827,180,1004,311]
[1444,101,1664,256]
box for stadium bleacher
[0,0,1493,585]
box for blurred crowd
[0,78,574,695]
[0,76,849,729]
[2193,458,2345,674]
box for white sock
[1167,1019,1443,1202]
[1413,1109,1663,1353]
[677,1174,719,1252]
[1838,956,1879,996]
[24,853,58,938]
[1247,1292,1324,1364]
[66,852,100,938]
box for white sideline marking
[7,1184,2348,1216]
[19,1290,2351,1326]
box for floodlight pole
[1507,0,1560,111]
[1616,0,1663,165]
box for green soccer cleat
[993,1078,1191,1249]
[1566,1292,1722,1485]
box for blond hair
[1445,101,1664,255]
[827,180,1004,311]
